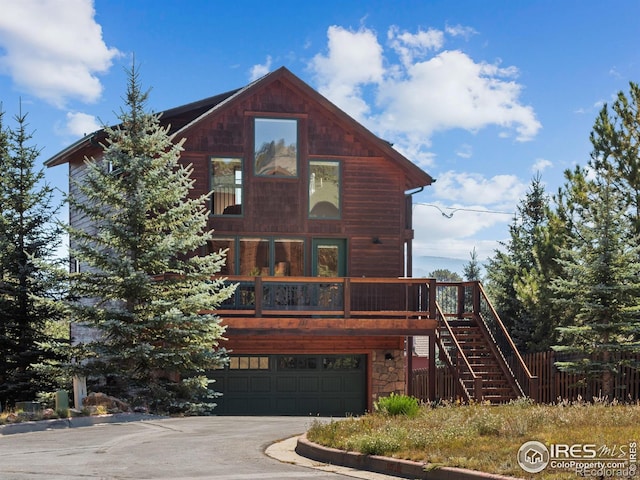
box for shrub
[374,393,420,417]
[347,433,402,456]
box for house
[46,67,536,415]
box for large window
[211,237,305,276]
[309,160,340,218]
[254,118,298,177]
[211,157,243,215]
[273,238,304,276]
[239,238,270,276]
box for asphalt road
[0,416,398,480]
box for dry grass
[307,398,640,479]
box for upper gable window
[211,157,243,215]
[254,118,298,177]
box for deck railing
[476,282,538,400]
[216,276,432,319]
[433,300,481,401]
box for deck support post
[428,333,436,401]
[406,336,413,396]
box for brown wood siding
[176,75,411,278]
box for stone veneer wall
[370,349,405,405]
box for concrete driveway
[0,416,399,480]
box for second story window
[211,157,243,215]
[309,160,340,218]
[254,118,298,177]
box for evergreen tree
[551,175,640,398]
[429,269,462,282]
[0,105,67,407]
[67,66,235,413]
[462,247,482,281]
[486,174,565,352]
[589,82,640,236]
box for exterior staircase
[430,282,537,404]
[447,319,519,403]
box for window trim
[210,156,244,216]
[253,117,299,178]
[308,159,342,220]
[218,236,307,276]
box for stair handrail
[434,300,481,402]
[475,282,538,401]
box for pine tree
[486,175,565,352]
[429,269,462,282]
[589,82,640,236]
[551,175,640,398]
[67,65,235,413]
[462,247,482,281]
[0,105,68,407]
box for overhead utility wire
[415,203,515,219]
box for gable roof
[45,67,434,189]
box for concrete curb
[295,434,523,480]
[0,413,163,435]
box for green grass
[307,398,640,479]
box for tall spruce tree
[486,175,565,352]
[68,66,235,413]
[551,175,640,398]
[0,105,67,407]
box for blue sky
[1,0,639,274]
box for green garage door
[210,354,366,416]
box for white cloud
[445,24,478,39]
[309,26,541,161]
[250,56,273,81]
[376,50,541,142]
[456,143,473,159]
[0,0,119,108]
[531,158,552,173]
[432,170,527,206]
[310,25,384,120]
[64,111,101,137]
[388,26,444,67]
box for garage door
[210,354,366,416]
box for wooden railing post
[428,278,437,319]
[457,284,465,318]
[344,278,351,318]
[254,276,262,318]
[474,375,483,402]
[473,282,480,316]
[530,376,539,403]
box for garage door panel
[250,377,271,392]
[296,397,320,414]
[321,377,342,392]
[321,398,342,414]
[228,377,249,392]
[299,376,319,392]
[275,376,297,392]
[342,375,363,393]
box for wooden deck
[212,276,439,335]
[211,276,538,403]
